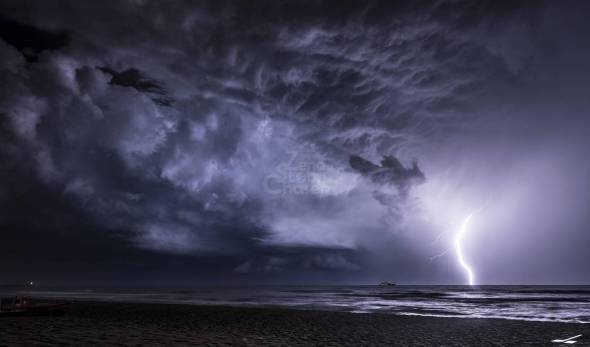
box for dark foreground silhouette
[1,301,588,346]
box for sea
[2,285,589,324]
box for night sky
[1,1,589,286]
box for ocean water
[2,285,589,324]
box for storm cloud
[1,0,589,285]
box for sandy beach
[1,301,588,346]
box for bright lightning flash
[455,212,476,286]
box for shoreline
[1,300,589,346]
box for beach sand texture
[1,302,589,346]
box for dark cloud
[99,67,173,106]
[0,0,589,284]
[0,14,69,62]
[350,155,425,193]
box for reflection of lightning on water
[455,213,476,286]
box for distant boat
[378,281,396,286]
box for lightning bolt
[455,212,476,286]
